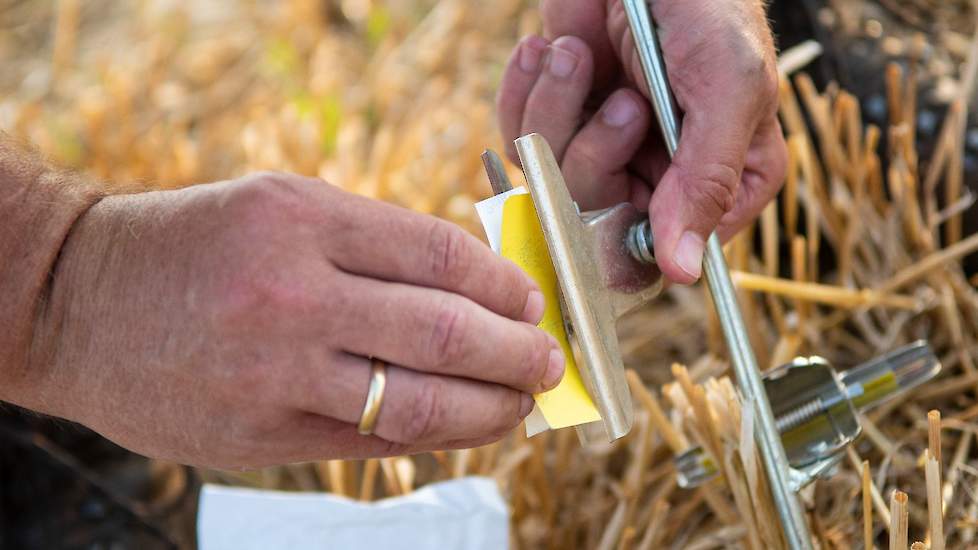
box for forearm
[0,134,105,405]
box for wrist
[0,140,105,411]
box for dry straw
[6,1,978,548]
[890,491,909,550]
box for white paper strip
[474,187,528,254]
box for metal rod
[621,1,679,156]
[621,1,814,547]
[482,149,513,195]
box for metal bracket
[512,134,664,442]
[674,341,941,490]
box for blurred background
[1,0,977,548]
[1,0,542,234]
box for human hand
[497,0,787,284]
[22,174,564,469]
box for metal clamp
[481,147,663,442]
[675,341,942,490]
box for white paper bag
[197,477,509,550]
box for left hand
[496,0,787,284]
[21,174,562,469]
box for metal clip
[481,146,664,442]
[674,341,942,490]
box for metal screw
[776,397,826,433]
[626,218,655,264]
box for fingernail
[540,346,565,391]
[521,290,545,324]
[675,231,705,280]
[519,393,535,417]
[602,92,639,127]
[519,38,545,73]
[546,46,578,78]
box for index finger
[322,190,544,324]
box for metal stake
[621,1,814,547]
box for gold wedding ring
[357,359,388,435]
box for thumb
[648,108,752,284]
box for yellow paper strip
[500,193,601,429]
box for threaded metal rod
[775,398,825,433]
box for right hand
[22,173,564,469]
[496,0,786,285]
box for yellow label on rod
[500,193,601,429]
